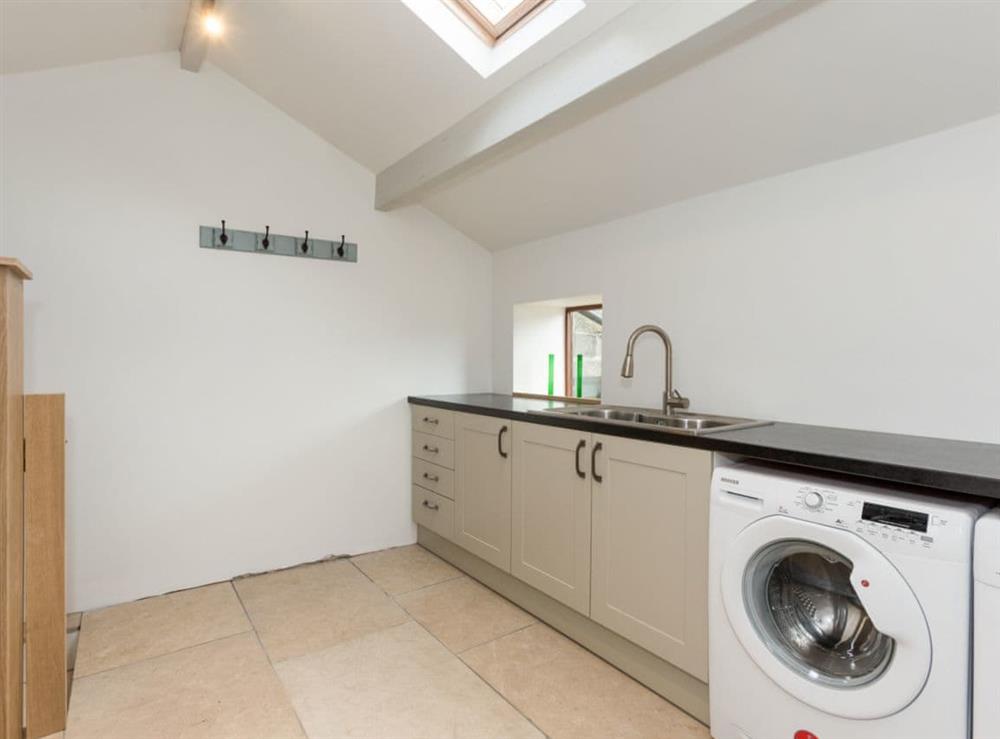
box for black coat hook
[219,219,228,246]
[261,225,270,250]
[301,230,309,254]
[337,235,346,258]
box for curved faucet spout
[620,324,689,414]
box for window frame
[564,303,603,398]
[444,0,553,45]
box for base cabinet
[511,422,592,615]
[454,412,512,571]
[590,434,711,681]
[410,403,712,686]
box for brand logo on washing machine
[720,477,740,485]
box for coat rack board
[199,223,358,263]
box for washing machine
[709,461,984,739]
[974,508,1000,739]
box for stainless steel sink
[534,405,770,435]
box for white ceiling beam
[179,0,216,73]
[375,0,804,211]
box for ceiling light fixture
[202,12,224,39]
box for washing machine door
[721,515,931,719]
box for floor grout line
[346,557,387,592]
[456,620,539,657]
[389,571,467,598]
[70,625,255,683]
[230,577,312,739]
[406,619,552,739]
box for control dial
[803,491,824,510]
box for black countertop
[408,393,1000,499]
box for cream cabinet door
[454,412,513,571]
[511,422,591,615]
[590,434,711,680]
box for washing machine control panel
[786,485,951,554]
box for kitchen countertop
[408,393,1000,499]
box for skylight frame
[446,0,554,45]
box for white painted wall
[494,115,1000,444]
[0,53,493,611]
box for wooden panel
[410,405,455,440]
[511,422,591,615]
[25,395,66,739]
[412,458,454,500]
[453,413,512,571]
[412,431,455,469]
[411,486,454,541]
[0,270,25,739]
[590,435,711,681]
[0,260,31,281]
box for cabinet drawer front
[412,487,454,540]
[412,458,454,500]
[411,406,454,439]
[412,431,455,469]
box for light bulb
[203,13,224,38]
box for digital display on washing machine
[861,502,929,532]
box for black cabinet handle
[498,425,509,458]
[591,442,603,483]
[575,439,586,479]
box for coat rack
[199,222,358,263]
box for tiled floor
[65,544,709,739]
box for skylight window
[449,0,551,44]
[402,0,585,78]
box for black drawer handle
[423,416,439,425]
[575,439,586,479]
[422,444,439,454]
[423,472,440,483]
[592,442,603,483]
[422,500,440,511]
[498,425,509,458]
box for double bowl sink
[533,405,770,435]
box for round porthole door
[720,516,931,719]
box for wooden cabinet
[453,412,512,571]
[511,422,592,615]
[590,434,711,681]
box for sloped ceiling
[419,0,1000,249]
[0,0,188,74]
[1,0,631,173]
[3,0,998,251]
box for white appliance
[709,461,983,739]
[974,508,1000,739]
